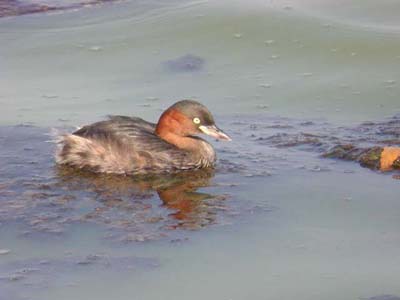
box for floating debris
[42,94,58,99]
[264,40,275,45]
[89,46,102,52]
[308,165,331,172]
[145,97,159,101]
[385,79,396,85]
[233,33,243,39]
[258,83,272,88]
[0,249,11,255]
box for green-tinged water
[1,1,400,300]
[2,0,400,126]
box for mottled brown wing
[73,116,193,172]
[74,116,153,137]
[74,116,174,151]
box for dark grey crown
[171,100,215,126]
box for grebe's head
[156,100,231,141]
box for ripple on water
[0,255,159,298]
[0,124,264,244]
[1,114,400,245]
[362,295,400,300]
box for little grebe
[56,100,231,174]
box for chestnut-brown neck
[155,109,198,151]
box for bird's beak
[199,125,232,141]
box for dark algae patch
[0,0,117,18]
[243,114,400,175]
[163,54,205,73]
[323,145,384,170]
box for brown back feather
[56,116,213,174]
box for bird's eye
[193,117,201,124]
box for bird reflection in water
[56,167,228,238]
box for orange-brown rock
[380,147,400,171]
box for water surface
[1,1,400,300]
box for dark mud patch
[0,0,117,18]
[163,54,205,73]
